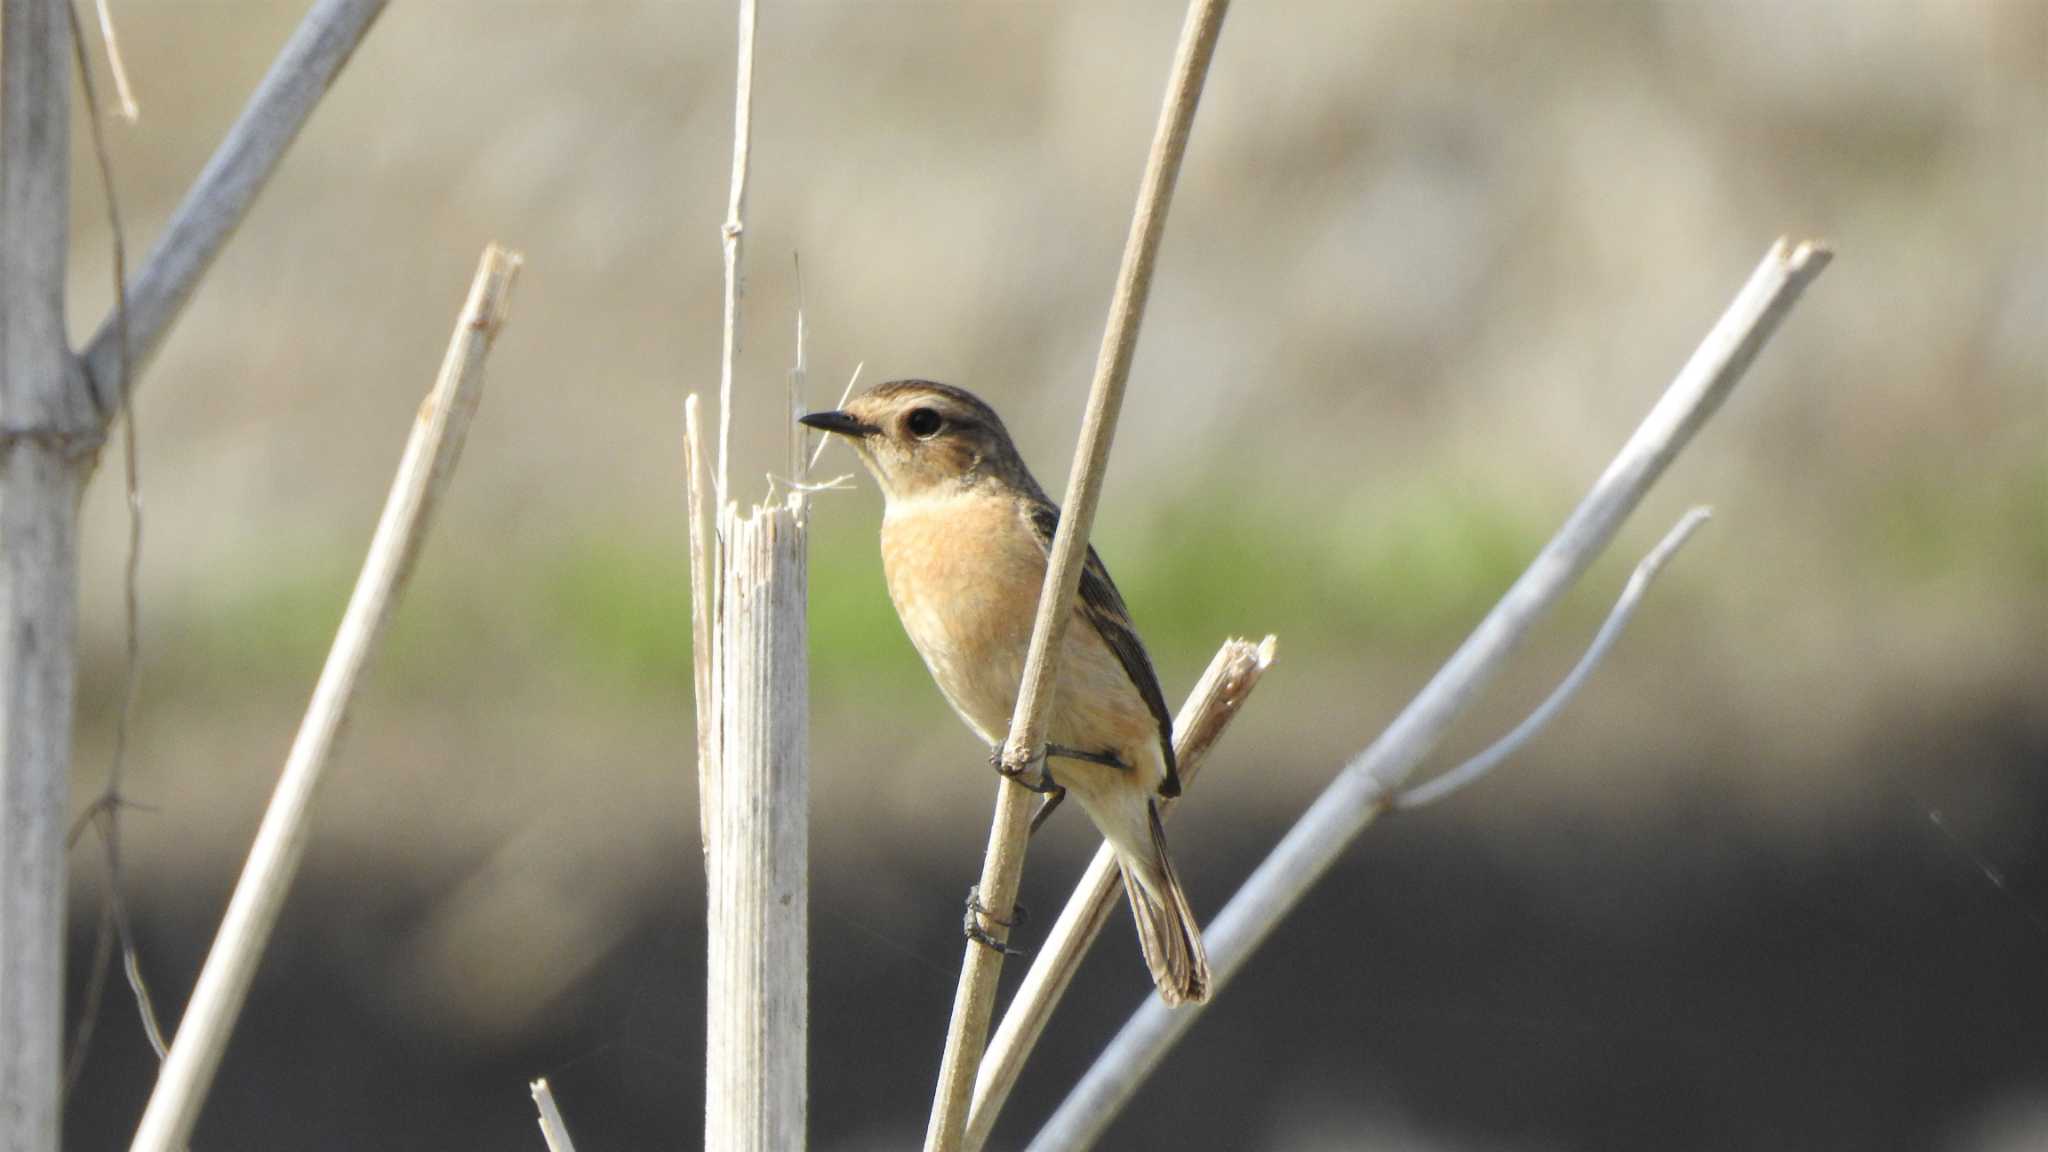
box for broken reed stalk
[1025,238,1833,1151]
[703,496,810,1152]
[923,3,1231,1150]
[128,246,521,1152]
[0,3,85,1149]
[687,0,810,1146]
[530,1078,581,1152]
[962,636,1275,1152]
[78,0,390,421]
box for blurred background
[56,1,2044,1149]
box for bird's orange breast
[877,493,1164,797]
[880,495,1045,743]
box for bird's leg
[963,883,1028,956]
[1046,744,1129,771]
[987,743,1072,833]
[1011,737,1122,828]
[1028,788,1067,837]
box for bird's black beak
[798,410,879,438]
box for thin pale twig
[765,471,855,499]
[791,251,806,494]
[804,360,863,472]
[91,0,137,120]
[1397,506,1712,810]
[101,824,166,1057]
[715,0,757,515]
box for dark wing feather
[1026,502,1180,796]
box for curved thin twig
[1397,505,1712,810]
[60,0,172,1096]
[1026,239,1830,1152]
[88,0,138,121]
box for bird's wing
[1024,502,1180,795]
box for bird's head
[799,379,1034,503]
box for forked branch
[79,0,390,421]
[964,636,1274,1150]
[1026,238,1831,1151]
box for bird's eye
[904,408,944,439]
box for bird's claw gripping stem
[963,884,1028,956]
[990,745,1062,795]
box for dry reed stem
[704,498,810,1151]
[685,395,718,860]
[923,3,1231,1150]
[127,245,521,1152]
[963,636,1274,1151]
[0,4,85,1147]
[715,0,758,514]
[1026,239,1832,1151]
[697,7,814,1144]
[78,0,390,421]
[89,0,138,121]
[530,1079,580,1152]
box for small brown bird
[802,380,1209,1005]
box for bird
[800,379,1210,1006]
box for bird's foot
[991,747,1062,795]
[963,884,1028,956]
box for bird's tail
[1118,799,1211,1006]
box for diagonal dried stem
[1027,238,1832,1151]
[530,1078,580,1152]
[963,636,1274,1150]
[78,0,390,423]
[127,245,521,1152]
[923,3,1232,1150]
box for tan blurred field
[55,2,2047,1149]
